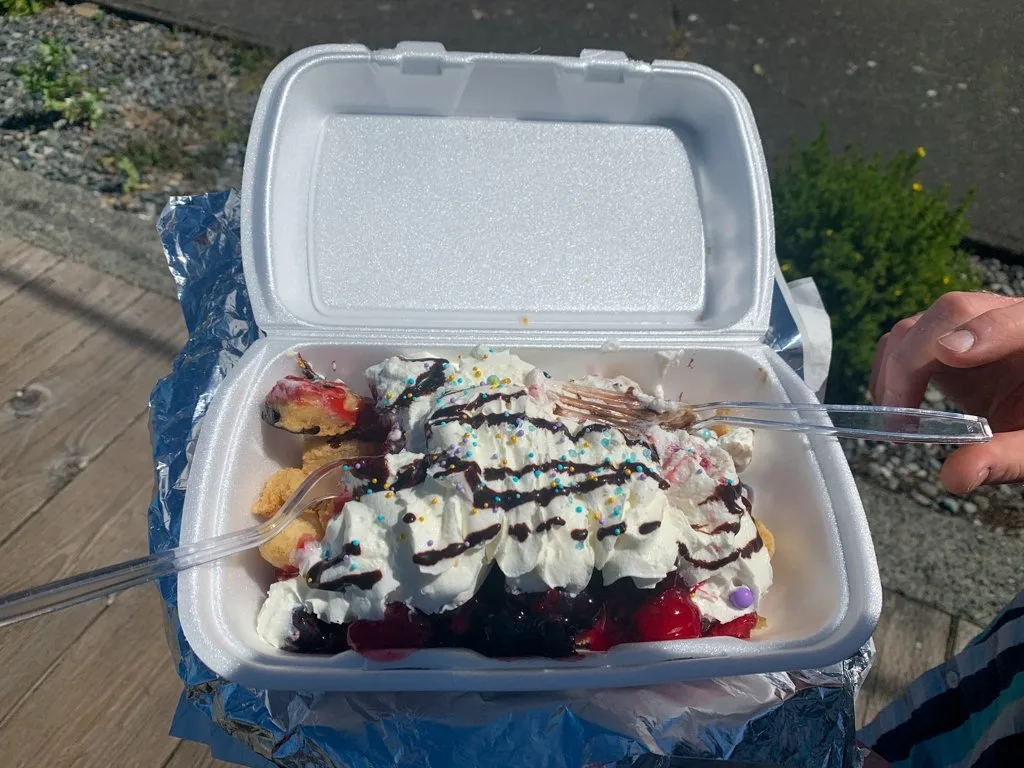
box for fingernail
[938,329,976,353]
[968,468,990,492]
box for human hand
[870,292,1024,494]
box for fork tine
[551,383,667,433]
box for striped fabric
[859,591,1024,767]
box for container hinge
[395,41,446,75]
[580,49,629,83]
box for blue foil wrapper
[150,191,872,768]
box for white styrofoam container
[178,43,881,691]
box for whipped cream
[258,347,772,646]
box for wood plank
[856,590,952,729]
[0,236,62,306]
[164,740,239,768]
[0,257,144,388]
[0,584,183,767]
[951,617,985,657]
[0,414,155,722]
[0,289,185,546]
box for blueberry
[285,608,349,654]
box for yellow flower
[916,146,926,158]
[894,288,904,297]
[781,263,791,273]
[912,182,923,192]
[943,275,951,285]
[824,228,834,237]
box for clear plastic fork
[0,458,353,629]
[687,402,993,443]
[553,384,993,445]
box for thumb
[936,298,1024,367]
[940,430,1024,494]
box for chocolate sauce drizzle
[402,513,416,524]
[677,534,764,571]
[700,482,752,515]
[383,357,449,411]
[508,523,530,542]
[306,559,383,591]
[535,516,566,534]
[597,522,627,541]
[638,521,662,535]
[342,541,361,556]
[428,391,657,458]
[412,523,502,566]
[692,520,742,536]
[570,528,588,542]
[431,455,668,513]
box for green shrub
[773,129,978,403]
[16,37,105,128]
[1,0,51,16]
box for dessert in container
[177,42,882,691]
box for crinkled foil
[150,191,873,768]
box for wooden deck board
[0,257,144,390]
[0,415,157,723]
[0,584,183,767]
[0,236,189,767]
[0,289,184,546]
[0,239,61,306]
[856,590,953,730]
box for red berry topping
[633,588,702,642]
[576,609,622,652]
[261,357,367,436]
[705,613,758,639]
[274,566,299,581]
[347,603,431,652]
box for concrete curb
[0,164,175,298]
[858,478,1024,627]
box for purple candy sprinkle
[427,539,434,547]
[729,586,755,610]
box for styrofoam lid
[241,43,774,343]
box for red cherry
[274,566,298,581]
[347,604,431,652]
[576,610,622,651]
[633,588,702,641]
[705,613,758,639]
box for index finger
[878,293,1008,407]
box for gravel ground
[0,2,274,219]
[1,5,1021,542]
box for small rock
[975,496,990,512]
[939,497,961,514]
[911,492,931,506]
[919,482,939,498]
[905,462,920,474]
[73,2,101,18]
[963,501,978,515]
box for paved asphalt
[99,0,1023,252]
